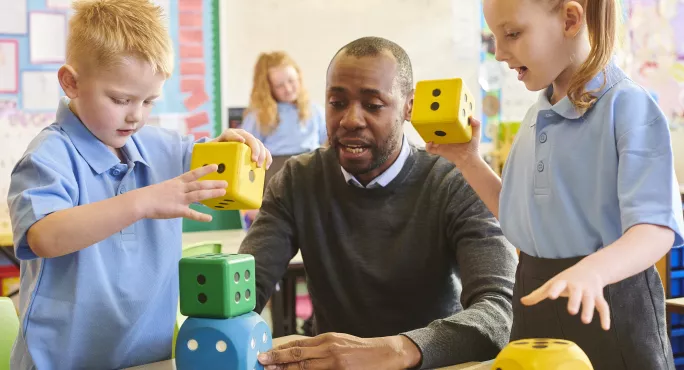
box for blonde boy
[7,1,270,369]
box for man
[239,36,517,370]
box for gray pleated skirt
[511,252,674,370]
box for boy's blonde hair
[245,51,311,136]
[67,0,173,77]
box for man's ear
[403,89,414,122]
[58,64,79,99]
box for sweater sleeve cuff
[402,328,443,369]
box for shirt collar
[533,60,627,125]
[57,97,149,174]
[341,135,410,189]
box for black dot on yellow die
[217,163,226,173]
[435,131,447,137]
[432,89,441,97]
[430,102,440,111]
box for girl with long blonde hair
[429,0,682,368]
[242,51,326,156]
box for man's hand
[258,333,422,370]
[211,128,273,169]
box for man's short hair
[330,36,413,97]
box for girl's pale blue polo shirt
[8,98,200,369]
[241,102,326,156]
[500,62,684,258]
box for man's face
[325,51,412,183]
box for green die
[179,253,256,319]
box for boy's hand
[212,129,273,169]
[425,117,482,168]
[521,262,611,331]
[136,164,227,222]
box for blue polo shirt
[8,98,199,369]
[241,103,326,156]
[500,62,684,258]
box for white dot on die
[187,339,198,351]
[216,340,227,352]
[251,338,256,349]
[263,333,267,343]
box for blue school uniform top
[241,103,326,156]
[8,98,200,370]
[499,62,684,258]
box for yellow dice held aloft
[190,142,265,210]
[410,78,474,144]
[491,339,593,370]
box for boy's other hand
[136,164,227,222]
[212,129,273,169]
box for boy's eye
[506,32,521,39]
[143,100,155,106]
[111,97,128,105]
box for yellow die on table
[491,339,593,370]
[410,78,474,144]
[190,142,265,210]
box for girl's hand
[521,262,611,331]
[425,117,482,168]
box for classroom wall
[219,0,482,145]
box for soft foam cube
[190,142,265,210]
[175,312,273,370]
[179,253,256,319]
[491,339,594,370]
[410,78,474,144]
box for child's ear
[563,1,585,38]
[58,65,79,99]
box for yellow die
[491,339,594,370]
[190,142,265,210]
[410,78,474,144]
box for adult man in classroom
[238,36,517,370]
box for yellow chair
[0,297,19,370]
[171,241,223,358]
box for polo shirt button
[111,168,121,176]
[539,133,547,143]
[119,186,127,194]
[537,161,544,172]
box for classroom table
[0,233,17,267]
[666,297,684,315]
[182,230,305,338]
[125,335,492,370]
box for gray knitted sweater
[238,146,517,369]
